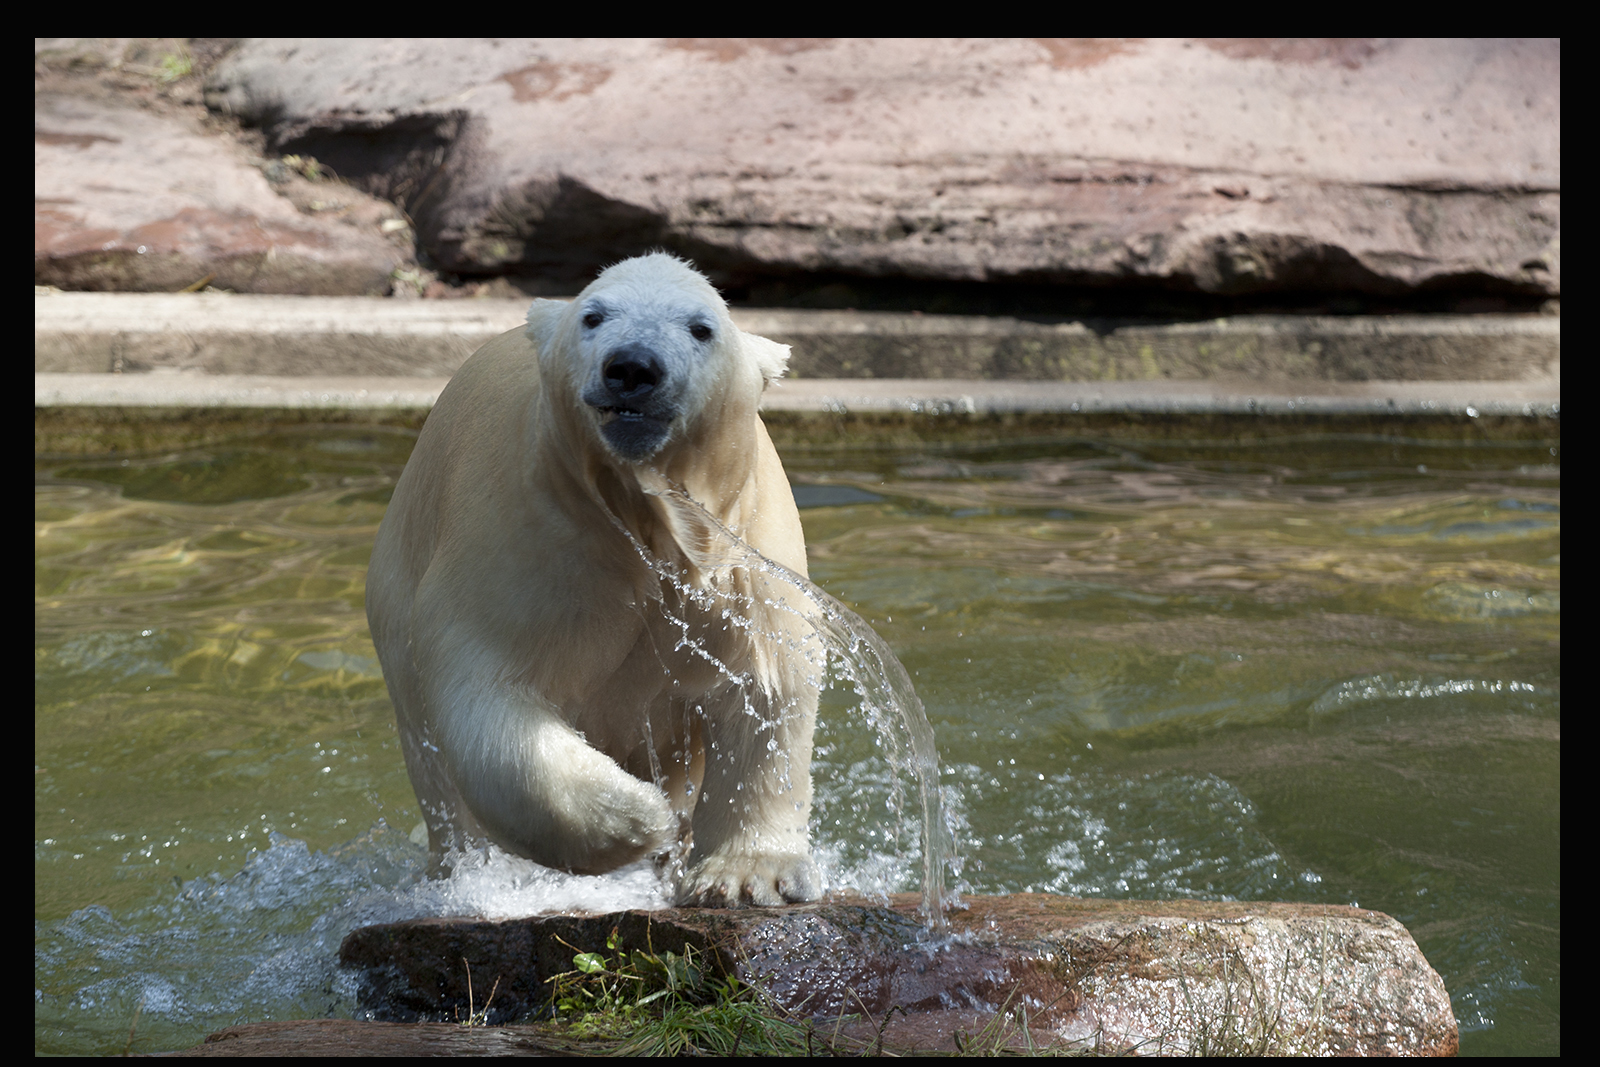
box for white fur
[367,254,820,906]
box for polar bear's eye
[582,311,605,329]
[689,322,713,342]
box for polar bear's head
[526,253,789,463]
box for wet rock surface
[334,893,1457,1056]
[34,40,410,296]
[201,38,1558,309]
[164,1019,593,1057]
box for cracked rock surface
[201,38,1558,304]
[35,39,411,296]
[336,893,1458,1056]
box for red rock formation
[201,38,1557,306]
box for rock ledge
[333,893,1456,1056]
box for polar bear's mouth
[595,405,670,429]
[593,405,673,460]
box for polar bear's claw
[677,851,821,908]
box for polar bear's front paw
[557,777,677,874]
[677,850,821,907]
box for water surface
[35,426,1558,1055]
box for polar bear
[365,253,822,906]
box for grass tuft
[544,927,842,1055]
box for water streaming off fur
[622,475,953,927]
[36,427,1559,1055]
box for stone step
[34,371,1561,418]
[36,292,1559,388]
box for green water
[35,426,1559,1055]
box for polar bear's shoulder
[429,324,543,425]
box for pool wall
[35,292,1558,453]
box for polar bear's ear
[739,331,791,388]
[525,299,567,351]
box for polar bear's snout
[582,343,681,460]
[601,343,664,404]
[559,265,734,465]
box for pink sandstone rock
[204,38,1558,302]
[35,90,407,295]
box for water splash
[807,588,952,927]
[426,844,673,917]
[622,473,956,929]
[33,826,684,1054]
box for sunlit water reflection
[36,428,1558,1054]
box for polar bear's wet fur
[366,253,822,906]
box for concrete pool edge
[36,294,1559,443]
[34,371,1561,454]
[37,291,1559,385]
[33,372,1562,418]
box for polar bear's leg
[678,683,820,906]
[433,675,678,875]
[395,720,493,859]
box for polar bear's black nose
[602,346,663,402]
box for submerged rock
[335,893,1457,1056]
